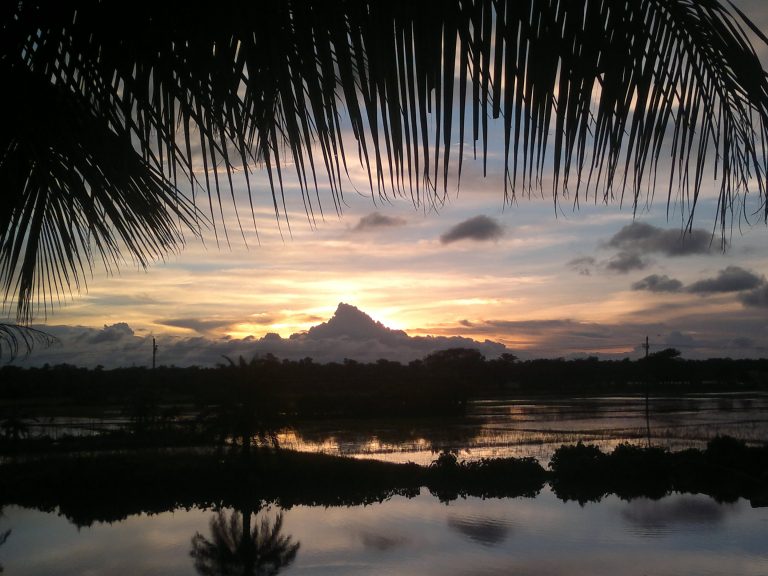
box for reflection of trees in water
[288,419,480,455]
[190,505,299,576]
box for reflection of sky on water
[277,394,768,465]
[447,515,513,546]
[621,496,734,537]
[16,394,768,466]
[1,489,766,575]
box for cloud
[305,302,406,341]
[665,330,696,348]
[686,266,765,294]
[87,294,162,307]
[14,303,508,368]
[605,223,713,256]
[440,215,504,244]
[631,274,683,293]
[732,337,755,349]
[353,212,406,231]
[567,256,596,276]
[156,318,236,334]
[88,323,135,344]
[606,251,648,273]
[739,284,768,308]
[428,309,768,359]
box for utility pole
[642,335,651,447]
[152,337,158,370]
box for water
[1,488,766,575]
[3,394,767,574]
[19,394,768,465]
[279,393,768,464]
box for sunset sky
[7,0,768,367]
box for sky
[5,0,768,368]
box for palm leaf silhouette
[2,0,767,325]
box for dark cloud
[567,256,596,276]
[606,223,713,256]
[353,212,406,231]
[631,274,683,293]
[606,251,648,273]
[665,330,696,348]
[732,337,755,349]
[686,266,765,294]
[440,215,504,244]
[430,310,768,360]
[473,319,594,334]
[156,318,235,334]
[738,284,768,308]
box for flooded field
[278,393,768,464]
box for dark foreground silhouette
[191,506,299,576]
[0,436,765,528]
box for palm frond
[2,0,767,322]
[0,324,57,360]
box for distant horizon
[7,301,767,370]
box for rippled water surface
[2,488,766,575]
[279,393,768,464]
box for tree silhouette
[2,0,768,329]
[199,356,280,452]
[190,506,299,576]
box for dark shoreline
[1,436,765,527]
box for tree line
[1,349,766,420]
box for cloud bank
[686,266,764,294]
[15,303,507,369]
[607,251,648,273]
[605,223,713,256]
[632,267,768,310]
[353,212,407,231]
[440,215,504,244]
[631,275,683,293]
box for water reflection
[357,531,407,552]
[190,505,299,576]
[278,394,768,464]
[0,488,766,576]
[0,506,8,574]
[621,496,733,536]
[447,515,512,547]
